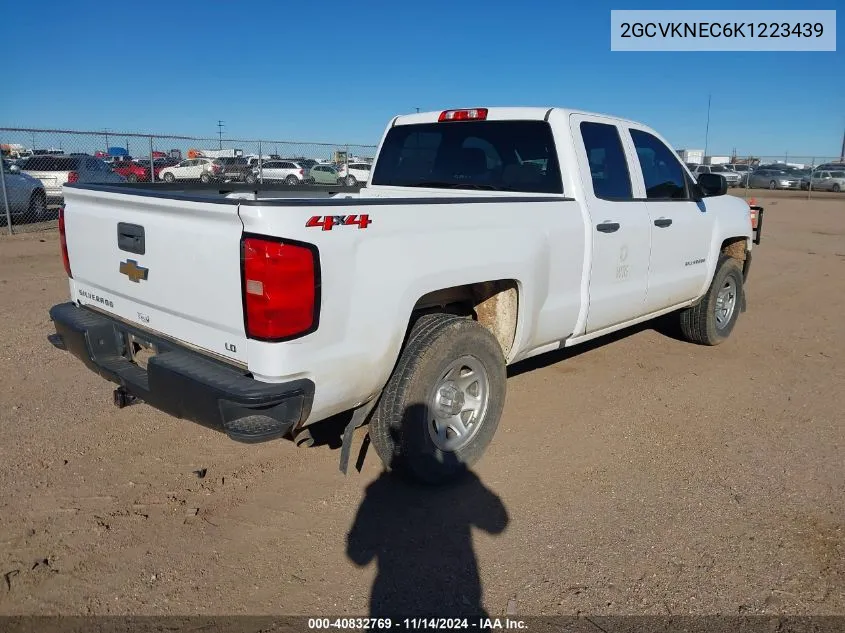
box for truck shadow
[301,314,685,449]
[345,412,509,623]
[507,313,684,378]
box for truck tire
[369,313,507,484]
[679,255,744,346]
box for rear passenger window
[630,129,689,200]
[579,122,632,200]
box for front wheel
[200,172,211,183]
[833,184,841,193]
[769,180,777,190]
[368,314,507,485]
[163,172,175,183]
[345,175,357,186]
[126,173,138,183]
[679,255,744,346]
[245,173,257,184]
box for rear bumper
[48,302,314,443]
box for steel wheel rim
[427,355,490,452]
[715,276,737,329]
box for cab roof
[392,107,642,127]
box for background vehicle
[215,157,252,182]
[337,161,371,186]
[746,168,802,190]
[802,170,845,192]
[307,163,340,184]
[111,158,151,183]
[18,154,125,202]
[49,106,761,485]
[158,158,221,183]
[707,165,742,187]
[134,157,180,181]
[252,160,307,185]
[1,159,48,222]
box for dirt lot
[0,191,842,618]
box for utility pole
[217,120,225,150]
[703,94,711,160]
[416,107,420,113]
[840,126,844,162]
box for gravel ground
[0,192,842,618]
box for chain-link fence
[2,128,843,236]
[1,127,377,234]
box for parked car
[1,159,48,223]
[111,158,151,183]
[729,164,754,175]
[251,160,307,185]
[158,158,222,183]
[746,168,803,190]
[18,154,125,202]
[337,162,372,186]
[801,170,845,192]
[134,158,180,181]
[306,163,341,185]
[707,165,742,187]
[215,157,252,182]
[50,105,762,484]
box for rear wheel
[833,184,841,193]
[345,175,357,186]
[285,175,299,186]
[245,173,257,184]
[369,314,507,484]
[769,180,777,190]
[679,255,744,346]
[126,173,138,183]
[200,172,211,183]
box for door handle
[596,222,620,233]
[653,218,673,228]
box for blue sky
[2,0,843,156]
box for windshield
[371,120,563,193]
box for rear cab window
[371,120,564,194]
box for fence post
[258,140,263,185]
[0,154,13,235]
[149,136,155,181]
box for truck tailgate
[62,187,247,365]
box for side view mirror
[9,164,20,173]
[698,173,727,197]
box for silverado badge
[119,259,149,283]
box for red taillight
[299,169,304,176]
[242,237,318,340]
[438,108,488,122]
[58,206,72,278]
[67,171,79,183]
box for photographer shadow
[346,405,509,624]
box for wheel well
[408,280,519,358]
[720,237,748,263]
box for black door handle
[596,222,620,233]
[117,222,145,255]
[654,218,673,228]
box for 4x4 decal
[306,215,372,231]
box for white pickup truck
[49,107,764,484]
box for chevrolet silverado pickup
[48,107,764,484]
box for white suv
[158,158,221,183]
[337,162,372,186]
[252,160,307,185]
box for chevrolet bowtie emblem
[119,259,149,283]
